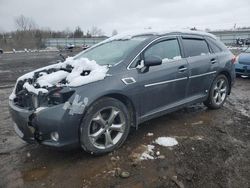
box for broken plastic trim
[63,94,88,115]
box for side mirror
[144,56,162,67]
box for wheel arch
[216,70,232,94]
[82,93,138,129]
[103,93,137,128]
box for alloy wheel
[212,78,227,105]
[88,107,126,149]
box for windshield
[74,36,150,65]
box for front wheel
[204,75,229,109]
[80,97,131,155]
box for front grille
[13,80,39,109]
[14,91,34,109]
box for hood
[9,57,109,100]
[238,53,250,64]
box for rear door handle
[211,58,217,64]
[178,66,188,72]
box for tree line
[0,15,118,51]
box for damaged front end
[9,57,107,147]
[9,77,77,146]
[13,79,75,110]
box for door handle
[211,58,217,64]
[178,66,188,72]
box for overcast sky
[0,0,250,35]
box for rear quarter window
[207,37,228,52]
[207,40,222,53]
[182,38,210,57]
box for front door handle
[178,66,188,72]
[211,58,217,64]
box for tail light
[231,56,237,64]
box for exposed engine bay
[10,57,109,109]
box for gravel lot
[0,52,249,188]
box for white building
[210,29,250,45]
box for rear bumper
[235,63,250,76]
[9,100,81,149]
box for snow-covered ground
[154,137,178,147]
[138,136,179,161]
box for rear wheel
[204,75,229,109]
[80,97,130,155]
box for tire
[80,97,131,155]
[204,74,229,109]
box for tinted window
[144,39,181,61]
[208,38,228,52]
[75,36,150,65]
[208,40,222,53]
[206,38,224,53]
[182,38,210,57]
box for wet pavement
[0,52,249,188]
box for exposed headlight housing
[31,95,39,109]
[48,88,75,105]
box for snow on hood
[64,57,108,87]
[9,57,109,99]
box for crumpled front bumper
[9,100,35,143]
[9,100,81,148]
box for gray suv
[9,30,235,154]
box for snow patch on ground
[155,137,178,147]
[131,137,178,162]
[147,132,154,137]
[140,145,155,160]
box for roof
[106,29,217,42]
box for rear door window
[182,38,210,57]
[144,39,182,62]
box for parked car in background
[82,44,89,50]
[235,47,250,77]
[246,38,250,45]
[9,30,235,154]
[0,48,3,54]
[65,43,75,52]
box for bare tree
[90,26,104,37]
[14,15,37,31]
[112,29,118,36]
[74,26,84,38]
[64,27,72,38]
